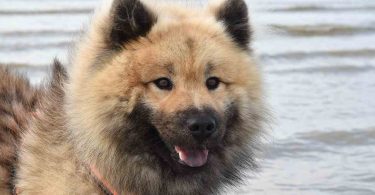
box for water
[1,0,375,194]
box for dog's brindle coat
[0,0,266,194]
[0,67,39,194]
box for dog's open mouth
[174,146,209,167]
[148,126,211,170]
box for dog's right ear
[106,0,157,50]
[212,0,251,50]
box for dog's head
[68,0,265,193]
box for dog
[0,0,266,194]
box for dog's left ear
[107,0,157,49]
[214,0,251,50]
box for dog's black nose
[187,115,217,141]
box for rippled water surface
[1,0,374,194]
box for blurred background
[1,0,374,194]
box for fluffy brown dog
[0,0,267,194]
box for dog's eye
[206,77,220,90]
[154,78,173,90]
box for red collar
[90,165,119,195]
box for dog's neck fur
[88,165,119,195]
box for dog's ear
[214,0,251,50]
[107,0,157,49]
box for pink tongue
[174,146,209,167]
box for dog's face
[68,0,265,192]
[131,28,261,169]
